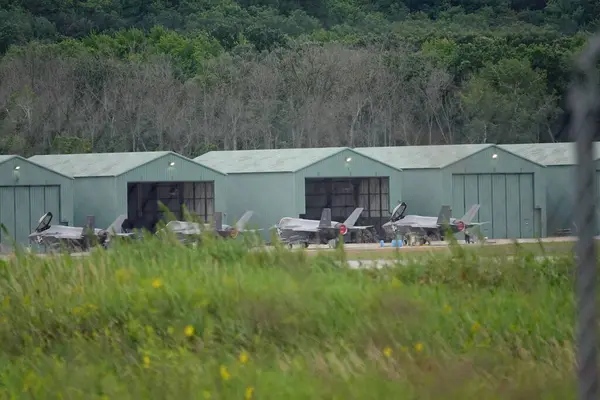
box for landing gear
[327,238,340,249]
[401,232,436,246]
[426,232,441,245]
[288,242,310,249]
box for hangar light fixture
[168,161,175,167]
[12,165,20,182]
[345,157,352,163]
[492,153,498,159]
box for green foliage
[0,0,598,153]
[0,236,584,397]
[460,57,559,143]
[51,136,92,154]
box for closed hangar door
[452,174,535,239]
[0,186,61,248]
[304,177,389,241]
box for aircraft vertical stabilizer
[436,205,452,225]
[106,215,127,234]
[461,204,481,224]
[342,207,364,227]
[319,208,332,228]
[235,211,254,231]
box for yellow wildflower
[414,342,424,353]
[203,391,211,399]
[239,350,249,364]
[143,356,150,368]
[443,304,452,313]
[471,322,481,333]
[245,386,255,400]
[383,346,392,358]
[152,279,163,289]
[220,365,231,381]
[184,325,195,337]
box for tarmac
[301,236,578,252]
[0,235,580,261]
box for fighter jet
[382,202,489,245]
[274,207,373,249]
[29,212,131,252]
[160,210,259,244]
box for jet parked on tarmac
[382,202,489,245]
[274,207,373,248]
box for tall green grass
[0,231,583,399]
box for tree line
[0,0,596,156]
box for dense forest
[0,0,597,156]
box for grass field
[0,232,584,399]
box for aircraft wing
[468,221,490,226]
[33,231,82,239]
[348,225,374,230]
[287,226,320,232]
[404,223,438,229]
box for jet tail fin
[461,204,481,224]
[213,212,223,231]
[319,208,332,228]
[343,207,364,227]
[235,211,254,231]
[436,205,452,225]
[106,215,127,234]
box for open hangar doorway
[126,181,215,232]
[303,177,390,242]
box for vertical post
[85,215,96,250]
[569,34,600,400]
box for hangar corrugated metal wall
[29,152,227,230]
[356,144,546,239]
[0,156,74,250]
[451,173,535,239]
[444,145,545,239]
[196,147,403,241]
[499,143,600,236]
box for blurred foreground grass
[0,232,583,399]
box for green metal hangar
[0,155,74,250]
[194,147,403,241]
[355,144,547,239]
[28,151,227,233]
[499,142,600,236]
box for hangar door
[452,174,535,239]
[304,177,390,239]
[127,181,215,232]
[0,186,61,249]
